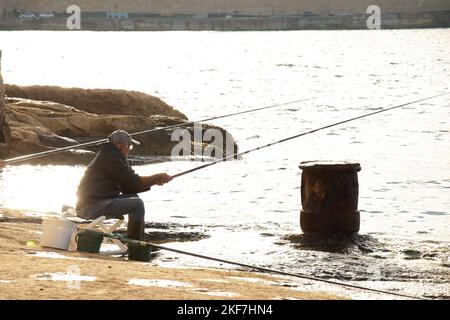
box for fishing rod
[172,92,450,179]
[4,98,310,165]
[82,229,426,300]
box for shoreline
[1,11,450,31]
[0,208,343,300]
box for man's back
[75,130,171,241]
[76,143,148,208]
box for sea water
[0,30,449,299]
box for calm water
[0,30,449,299]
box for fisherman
[76,130,172,241]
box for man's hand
[152,173,172,186]
[141,173,172,187]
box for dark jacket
[76,143,150,207]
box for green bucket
[76,231,103,253]
[128,242,151,262]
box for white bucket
[40,218,77,250]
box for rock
[1,96,239,165]
[0,70,8,154]
[116,221,210,243]
[5,84,187,119]
[282,233,383,254]
[0,72,4,109]
[401,249,422,260]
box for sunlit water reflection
[0,29,449,298]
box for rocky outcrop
[0,71,9,151]
[1,86,239,165]
[5,84,187,119]
[0,73,4,109]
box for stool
[77,215,128,255]
[62,205,127,255]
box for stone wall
[3,11,448,31]
[10,0,450,16]
[4,1,449,30]
[0,1,15,17]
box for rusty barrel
[299,161,361,234]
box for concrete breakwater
[1,11,449,31]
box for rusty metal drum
[299,161,361,234]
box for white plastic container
[40,218,77,250]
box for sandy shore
[0,209,342,300]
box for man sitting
[76,130,172,240]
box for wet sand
[0,209,342,300]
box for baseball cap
[108,130,141,146]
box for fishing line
[172,92,450,179]
[84,229,427,300]
[4,98,310,165]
